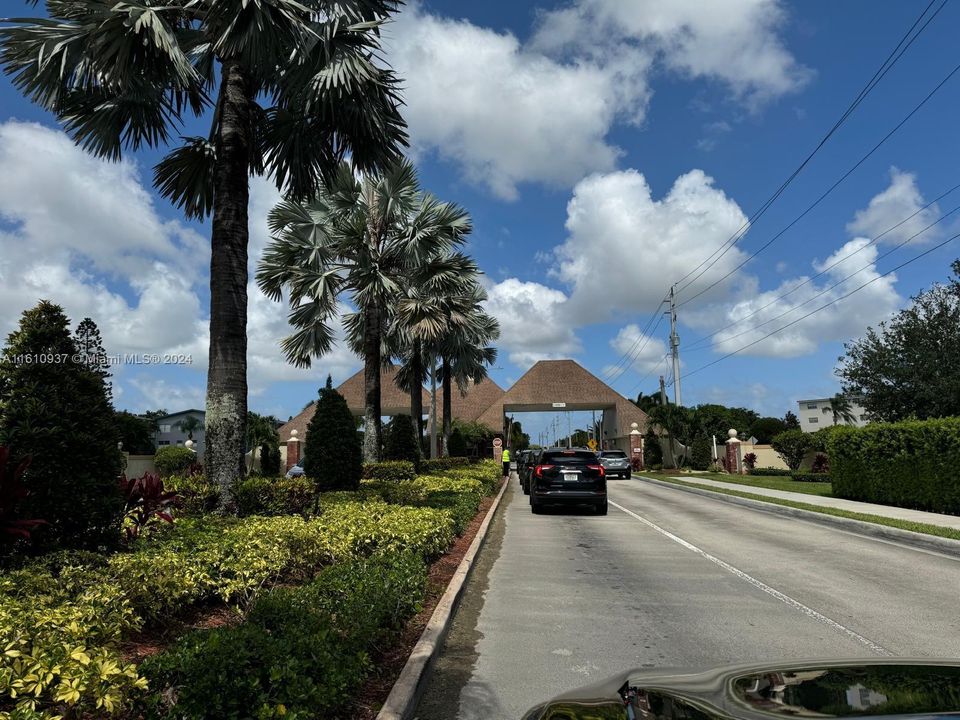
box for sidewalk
[667,476,960,531]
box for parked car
[521,448,541,495]
[529,448,607,515]
[516,450,533,485]
[286,460,305,478]
[597,449,631,479]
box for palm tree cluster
[257,160,500,462]
[0,0,498,502]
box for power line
[673,0,947,297]
[685,190,960,352]
[626,351,671,397]
[678,54,960,309]
[603,298,667,383]
[681,229,960,380]
[603,1,946,387]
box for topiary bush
[420,457,470,474]
[827,418,960,513]
[303,377,362,492]
[644,428,662,467]
[362,461,416,482]
[232,475,316,516]
[448,427,468,457]
[689,437,712,471]
[0,301,123,550]
[153,446,197,478]
[383,414,422,470]
[259,443,281,476]
[770,429,814,471]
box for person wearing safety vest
[501,447,511,479]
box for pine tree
[74,318,110,397]
[0,301,123,548]
[303,376,362,491]
[383,414,422,470]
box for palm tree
[829,394,858,425]
[0,0,407,508]
[175,415,204,440]
[256,160,474,461]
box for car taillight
[587,464,605,477]
[535,464,555,478]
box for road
[414,476,960,720]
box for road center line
[609,499,892,656]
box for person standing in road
[502,446,511,479]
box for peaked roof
[447,376,505,423]
[474,359,649,437]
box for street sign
[552,402,566,408]
[493,438,502,448]
[587,439,597,450]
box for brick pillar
[629,422,643,470]
[724,429,742,474]
[286,429,301,472]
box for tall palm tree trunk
[409,339,424,452]
[206,61,251,510]
[363,302,383,462]
[441,355,452,457]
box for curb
[376,475,510,720]
[642,477,960,559]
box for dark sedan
[529,448,607,515]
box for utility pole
[668,284,682,407]
[659,375,668,407]
[567,412,572,448]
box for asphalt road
[413,476,960,720]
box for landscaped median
[0,460,502,720]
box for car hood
[521,659,960,720]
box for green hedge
[362,460,416,482]
[232,475,316,516]
[140,552,427,719]
[828,418,960,514]
[749,467,793,476]
[165,472,219,515]
[153,446,197,477]
[790,472,831,483]
[420,457,470,473]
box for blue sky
[2,0,959,441]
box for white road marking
[609,500,893,657]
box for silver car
[285,460,306,478]
[597,450,631,478]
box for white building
[797,397,869,433]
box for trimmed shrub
[0,301,124,550]
[164,472,218,516]
[362,460,416,482]
[644,428,662,466]
[154,446,197,478]
[421,457,470,474]
[790,472,831,483]
[383,414,422,470]
[770,429,814,471]
[749,467,792,476]
[448,427,468,457]
[232,475,316,516]
[259,443,281,476]
[303,377,362,492]
[140,552,427,720]
[828,418,960,513]
[689,437,712,471]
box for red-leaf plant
[0,446,47,543]
[118,472,180,541]
[743,452,758,471]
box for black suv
[529,448,607,515]
[520,448,540,495]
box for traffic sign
[493,438,502,447]
[587,439,597,450]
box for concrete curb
[642,477,960,559]
[376,475,510,720]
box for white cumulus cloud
[846,167,943,245]
[483,278,581,368]
[608,324,670,376]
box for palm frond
[154,137,216,219]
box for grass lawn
[643,470,833,497]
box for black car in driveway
[530,447,607,515]
[520,448,540,495]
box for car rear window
[602,451,627,458]
[541,450,598,465]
